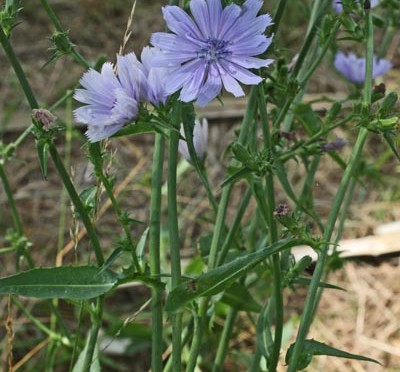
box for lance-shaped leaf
[286,339,381,370]
[0,266,118,300]
[165,238,306,313]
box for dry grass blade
[6,296,14,372]
[118,0,137,57]
[13,338,49,371]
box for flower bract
[178,118,208,162]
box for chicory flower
[151,0,274,107]
[334,51,392,84]
[333,0,379,13]
[74,54,146,142]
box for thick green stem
[149,133,165,372]
[288,11,374,371]
[169,102,183,371]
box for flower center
[197,38,230,64]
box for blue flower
[151,0,273,107]
[334,51,392,84]
[74,54,146,142]
[141,46,172,106]
[333,0,379,13]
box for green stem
[0,26,38,109]
[149,133,165,372]
[272,0,288,35]
[186,87,258,371]
[39,0,90,69]
[288,11,374,371]
[90,142,141,272]
[82,297,104,372]
[0,164,23,236]
[1,20,103,266]
[12,297,68,345]
[169,101,183,371]
[48,144,104,266]
[217,188,252,266]
[212,308,238,372]
[256,84,282,371]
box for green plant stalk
[0,22,104,266]
[82,296,104,372]
[378,21,395,59]
[217,188,252,266]
[271,0,288,35]
[90,142,141,272]
[252,178,282,369]
[0,164,34,269]
[39,0,90,69]
[149,133,165,372]
[0,164,23,236]
[299,20,341,86]
[0,26,38,109]
[48,144,104,265]
[256,84,283,371]
[186,87,258,372]
[287,11,374,371]
[12,297,68,345]
[169,102,183,371]
[212,308,238,372]
[280,0,331,131]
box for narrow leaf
[221,282,261,312]
[72,334,101,372]
[220,166,252,188]
[293,277,346,291]
[0,266,117,300]
[36,139,49,179]
[165,238,306,313]
[286,339,381,369]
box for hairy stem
[149,133,165,372]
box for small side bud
[32,108,57,131]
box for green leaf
[112,121,155,137]
[293,277,345,291]
[165,238,305,313]
[72,334,101,372]
[285,339,381,370]
[221,282,261,312]
[383,131,400,162]
[220,166,252,188]
[294,103,322,135]
[36,139,49,178]
[0,266,117,300]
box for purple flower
[151,0,273,107]
[334,51,392,84]
[178,118,208,162]
[74,54,146,142]
[333,0,379,13]
[140,46,171,106]
[321,137,348,152]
